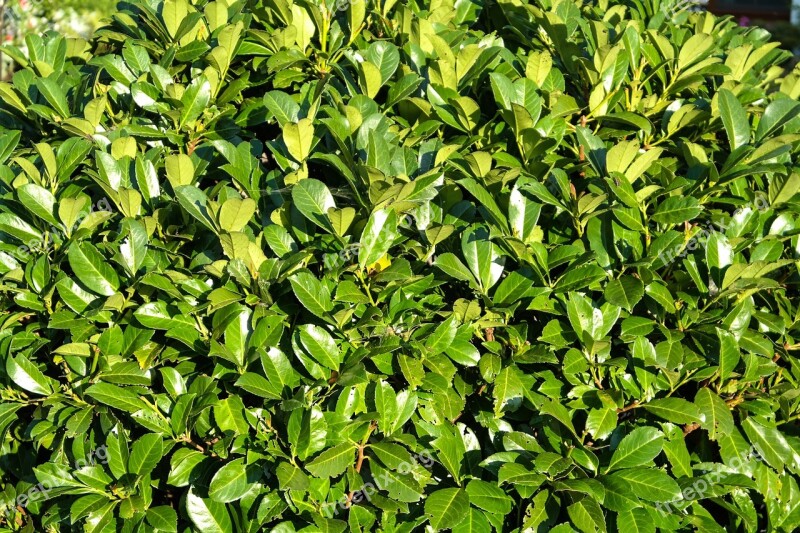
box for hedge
[1,0,800,531]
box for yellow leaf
[368,254,391,274]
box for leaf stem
[617,400,639,413]
[356,269,377,306]
[346,421,376,508]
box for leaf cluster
[1,0,800,531]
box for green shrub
[1,0,800,531]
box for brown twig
[354,443,366,473]
[683,422,700,436]
[182,436,218,458]
[346,421,377,509]
[11,504,27,527]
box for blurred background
[1,0,115,41]
[709,0,800,50]
[0,0,115,79]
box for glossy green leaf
[67,242,120,296]
[185,489,233,533]
[129,433,163,475]
[209,459,250,503]
[425,488,469,530]
[180,76,212,128]
[607,427,663,472]
[651,197,702,225]
[358,208,398,270]
[296,324,341,371]
[604,276,644,311]
[305,443,355,478]
[18,184,58,225]
[643,398,701,424]
[291,178,335,230]
[85,383,148,413]
[718,89,750,150]
[695,388,734,441]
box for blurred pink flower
[739,16,750,27]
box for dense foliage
[1,0,800,531]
